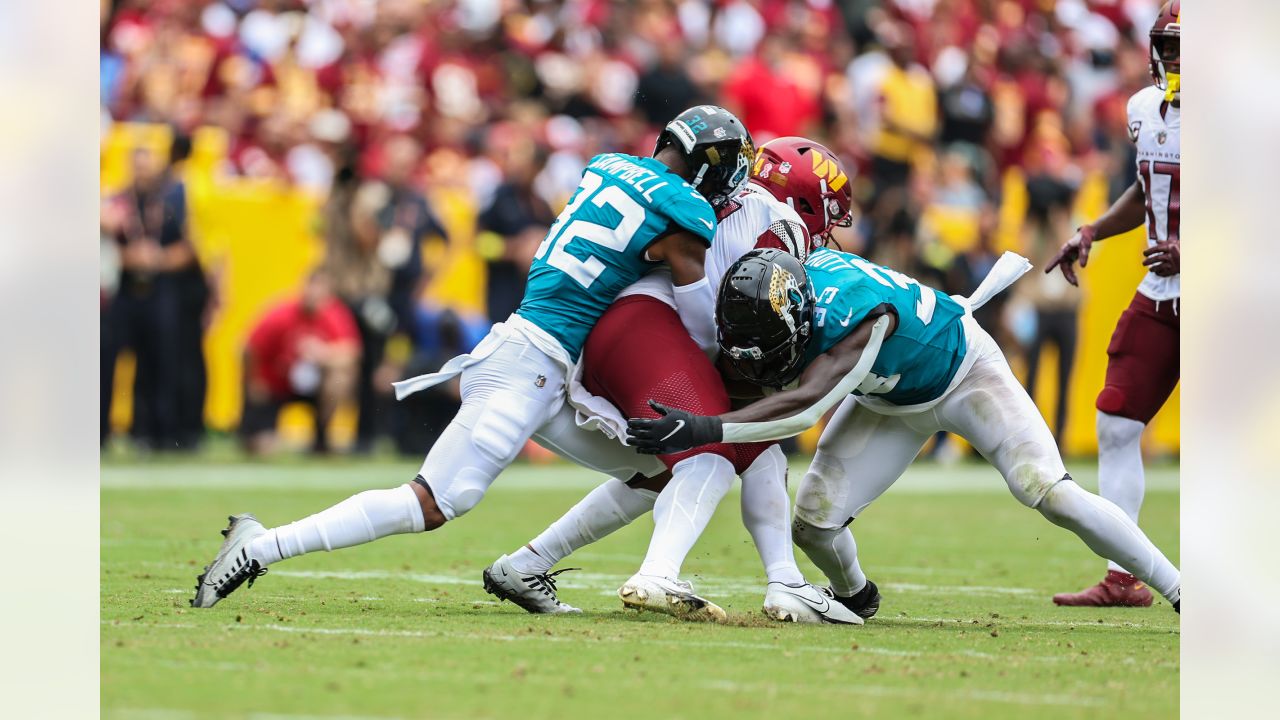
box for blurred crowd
[101,0,1165,455]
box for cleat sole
[618,583,727,624]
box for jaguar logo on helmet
[769,264,803,335]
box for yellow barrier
[104,123,1177,453]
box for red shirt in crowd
[247,297,360,398]
[723,55,821,141]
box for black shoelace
[521,567,579,597]
[216,551,268,598]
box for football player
[190,106,755,608]
[1047,1,1181,608]
[628,247,1182,618]
[483,138,863,624]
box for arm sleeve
[720,315,890,443]
[672,276,718,353]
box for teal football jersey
[803,247,968,406]
[516,153,717,360]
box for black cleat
[832,579,881,620]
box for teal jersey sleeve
[803,247,969,406]
[515,153,716,360]
[635,157,718,246]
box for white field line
[153,580,1174,633]
[101,463,1180,493]
[259,567,1042,598]
[104,620,1170,667]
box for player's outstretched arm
[627,314,894,453]
[1045,180,1147,286]
[647,230,717,351]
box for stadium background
[99,0,1178,457]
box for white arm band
[672,276,718,353]
[721,314,890,444]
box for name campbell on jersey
[517,153,718,360]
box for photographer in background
[240,270,360,456]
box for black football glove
[626,400,723,455]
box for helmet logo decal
[713,127,727,139]
[768,264,802,334]
[810,151,848,192]
[779,162,792,175]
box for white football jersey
[618,183,809,307]
[1127,85,1180,300]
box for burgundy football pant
[582,295,768,474]
[1096,291,1180,424]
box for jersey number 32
[535,172,645,289]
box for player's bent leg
[1053,411,1157,607]
[792,397,929,618]
[939,340,1179,610]
[193,340,561,609]
[1038,480,1175,608]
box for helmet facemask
[1151,29,1180,103]
[693,139,755,209]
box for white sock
[792,518,867,596]
[249,484,426,566]
[1097,411,1147,573]
[1038,479,1180,604]
[509,478,658,575]
[739,445,805,585]
[638,454,735,579]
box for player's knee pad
[419,466,495,520]
[471,390,542,465]
[1006,453,1067,509]
[444,468,491,518]
[793,453,846,528]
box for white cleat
[482,554,581,614]
[763,582,864,625]
[191,514,268,608]
[618,573,727,623]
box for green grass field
[102,457,1179,720]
